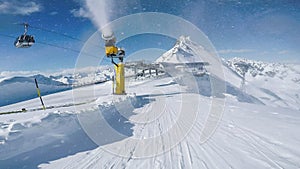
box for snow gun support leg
[114,59,125,95]
[110,52,125,95]
[111,58,118,67]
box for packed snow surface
[0,75,299,168]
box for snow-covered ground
[0,76,299,168]
[0,36,299,168]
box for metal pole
[112,75,115,94]
[34,78,46,110]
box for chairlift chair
[14,23,35,48]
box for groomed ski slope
[1,76,299,169]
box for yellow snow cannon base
[114,63,126,95]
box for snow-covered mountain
[156,36,243,88]
[156,36,258,103]
[0,74,70,107]
[0,66,114,107]
[50,66,114,86]
[156,36,300,110]
[156,36,205,63]
[226,57,300,83]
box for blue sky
[0,0,299,72]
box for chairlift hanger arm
[23,23,29,35]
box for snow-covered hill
[0,66,114,107]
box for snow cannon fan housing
[102,33,125,59]
[102,33,118,57]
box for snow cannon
[102,32,126,95]
[102,32,118,57]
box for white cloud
[214,0,244,5]
[49,11,58,16]
[0,70,40,82]
[70,7,91,18]
[278,50,290,55]
[218,49,254,54]
[0,1,41,15]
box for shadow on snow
[0,95,154,169]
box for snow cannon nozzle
[102,32,115,42]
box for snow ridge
[226,57,300,83]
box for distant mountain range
[226,57,300,83]
[0,67,114,107]
[1,36,299,109]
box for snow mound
[0,94,140,168]
[0,110,98,168]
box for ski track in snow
[0,77,289,168]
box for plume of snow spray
[85,0,113,36]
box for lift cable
[28,24,105,50]
[29,25,84,43]
[0,33,103,59]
